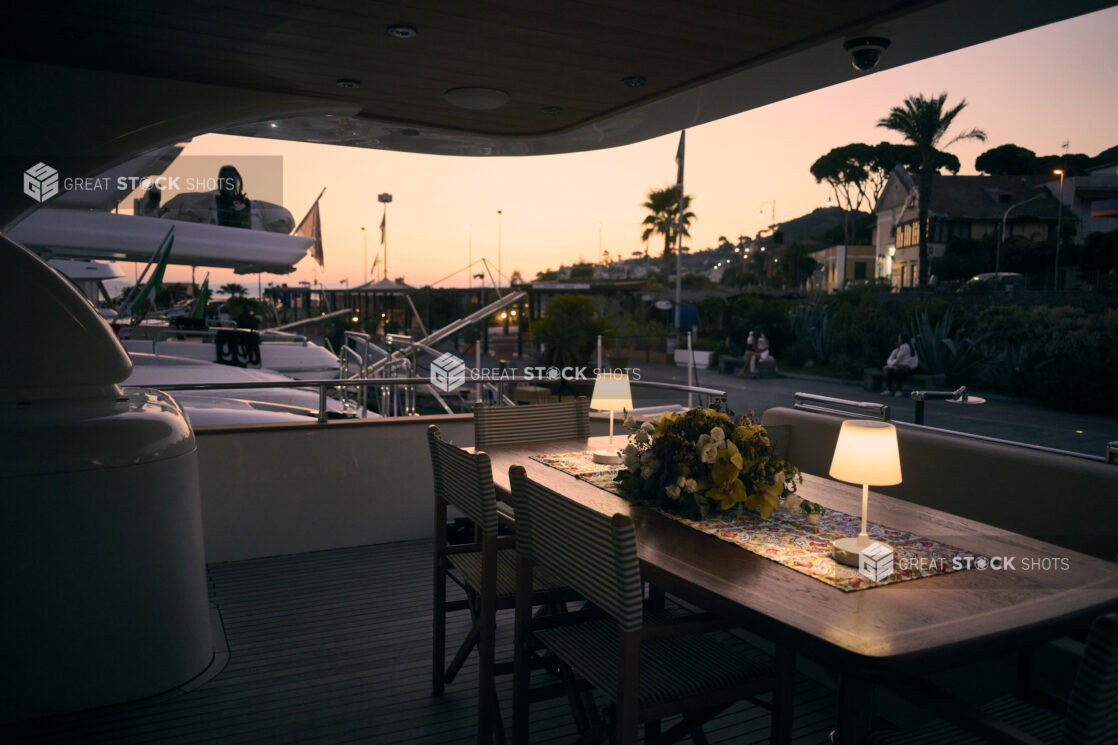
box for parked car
[960,272,1026,292]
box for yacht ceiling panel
[2,0,1113,158]
[8,0,924,135]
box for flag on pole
[190,273,211,319]
[294,198,324,266]
[674,130,686,205]
[379,209,386,246]
[130,229,174,317]
[673,130,686,333]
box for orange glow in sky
[150,7,1118,291]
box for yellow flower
[654,411,680,436]
[709,441,743,485]
[706,479,748,511]
[744,471,785,520]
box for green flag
[190,273,210,320]
[130,231,174,317]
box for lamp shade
[590,372,632,413]
[829,420,902,486]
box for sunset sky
[147,6,1118,291]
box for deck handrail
[149,376,727,424]
[793,392,891,421]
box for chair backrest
[427,425,498,537]
[1063,613,1118,745]
[473,397,590,450]
[509,466,642,631]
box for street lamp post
[1053,169,1065,292]
[597,221,603,262]
[466,223,472,290]
[997,193,1044,289]
[759,200,777,230]
[497,209,503,290]
[361,227,367,286]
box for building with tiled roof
[874,169,1069,288]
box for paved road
[630,361,1117,458]
[437,353,1116,458]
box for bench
[760,405,1118,561]
[718,355,744,375]
[863,367,947,392]
[719,355,777,377]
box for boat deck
[3,540,840,744]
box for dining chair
[473,397,590,450]
[427,425,572,745]
[867,613,1117,745]
[509,465,788,745]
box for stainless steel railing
[129,327,312,355]
[793,392,891,421]
[151,376,727,424]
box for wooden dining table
[476,435,1118,744]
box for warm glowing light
[1053,169,1063,175]
[830,420,902,486]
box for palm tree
[220,282,248,297]
[640,187,695,276]
[877,93,986,287]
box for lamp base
[592,449,623,465]
[832,535,890,566]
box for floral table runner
[530,450,976,592]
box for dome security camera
[843,37,891,72]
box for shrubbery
[785,290,1117,412]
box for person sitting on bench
[738,330,756,376]
[882,335,918,396]
[745,331,772,377]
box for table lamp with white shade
[590,372,632,464]
[829,419,902,566]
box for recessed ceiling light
[387,24,418,39]
[622,76,646,88]
[336,78,361,89]
[540,106,563,114]
[444,87,510,110]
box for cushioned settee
[760,406,1118,561]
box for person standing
[882,335,918,396]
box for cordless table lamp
[590,372,632,464]
[828,420,902,566]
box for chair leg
[446,622,481,686]
[771,645,795,745]
[492,679,508,745]
[513,558,534,745]
[434,499,449,696]
[478,540,498,745]
[616,632,640,745]
[558,660,592,737]
[433,566,447,696]
[685,720,709,745]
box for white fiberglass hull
[125,353,368,426]
[121,338,340,379]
